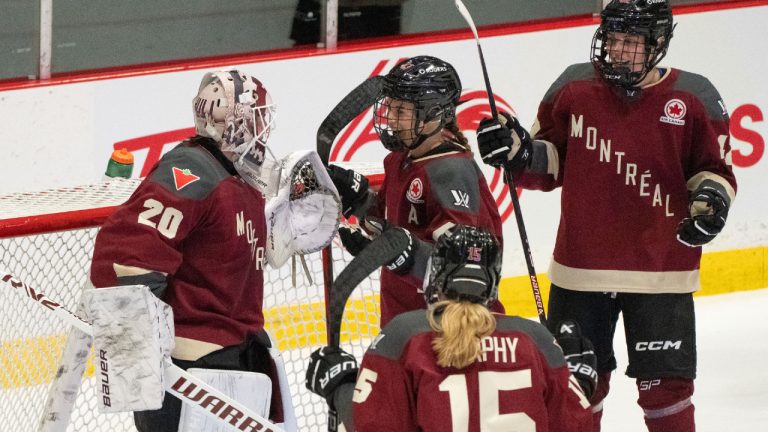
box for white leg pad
[178,369,272,432]
[82,284,174,413]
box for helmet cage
[591,0,675,89]
[193,70,279,195]
[423,226,501,308]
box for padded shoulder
[367,310,432,360]
[424,155,481,213]
[673,70,729,121]
[149,143,234,200]
[495,315,565,369]
[542,62,597,103]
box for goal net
[0,170,383,432]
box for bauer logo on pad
[172,167,200,190]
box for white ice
[600,288,768,431]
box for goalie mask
[373,56,462,152]
[193,70,280,195]
[591,0,675,89]
[423,226,501,307]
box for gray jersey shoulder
[673,70,729,122]
[424,156,481,213]
[149,144,233,200]
[367,310,432,360]
[542,62,597,103]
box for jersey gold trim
[548,260,700,294]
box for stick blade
[317,76,384,165]
[327,227,410,347]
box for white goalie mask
[193,70,279,196]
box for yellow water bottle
[104,148,134,179]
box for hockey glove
[327,164,370,218]
[363,216,418,275]
[555,320,598,400]
[676,181,730,247]
[476,112,533,174]
[339,226,371,256]
[305,346,359,408]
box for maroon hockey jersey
[352,311,592,432]
[370,146,504,326]
[90,142,267,348]
[520,64,737,294]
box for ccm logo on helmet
[635,340,681,351]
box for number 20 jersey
[352,311,592,432]
[90,142,267,349]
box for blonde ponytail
[427,300,496,369]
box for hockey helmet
[591,0,675,89]
[373,56,462,151]
[192,70,279,195]
[423,225,501,307]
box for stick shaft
[454,0,546,326]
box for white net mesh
[0,173,382,432]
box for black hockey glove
[676,181,730,248]
[305,346,359,408]
[555,320,598,400]
[476,112,533,174]
[339,226,371,256]
[327,164,370,218]
[363,216,418,275]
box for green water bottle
[104,148,134,179]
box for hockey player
[90,70,293,431]
[306,225,596,431]
[475,1,737,431]
[328,55,504,327]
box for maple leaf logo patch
[172,167,200,190]
[660,99,687,126]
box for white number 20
[138,198,183,239]
[439,370,536,432]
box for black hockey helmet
[374,56,462,151]
[423,225,501,307]
[591,0,675,89]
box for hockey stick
[0,271,284,432]
[316,75,384,341]
[315,69,385,432]
[327,227,410,348]
[454,0,547,326]
[316,75,384,165]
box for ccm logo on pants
[635,341,682,351]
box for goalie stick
[0,270,284,432]
[327,227,410,348]
[454,0,547,326]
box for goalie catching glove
[555,320,598,400]
[476,112,533,174]
[676,180,731,247]
[305,346,358,408]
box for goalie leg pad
[83,284,174,413]
[178,368,272,432]
[637,377,695,432]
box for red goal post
[0,164,383,432]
